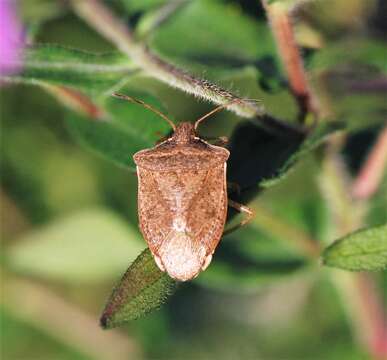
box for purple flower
[0,0,24,75]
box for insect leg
[223,199,254,236]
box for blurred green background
[1,0,386,359]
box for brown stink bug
[113,93,253,281]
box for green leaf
[100,248,177,328]
[66,91,171,169]
[322,223,387,272]
[6,208,145,283]
[151,0,276,62]
[2,44,136,95]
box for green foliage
[2,45,136,96]
[7,208,145,283]
[148,0,291,113]
[100,248,177,328]
[150,0,277,63]
[322,224,387,271]
[66,91,171,169]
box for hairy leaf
[6,208,144,283]
[100,248,177,328]
[2,44,136,95]
[322,224,387,271]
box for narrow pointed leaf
[100,248,177,329]
[322,223,387,272]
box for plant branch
[352,125,387,200]
[70,1,272,121]
[261,1,318,121]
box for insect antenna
[113,93,176,131]
[194,98,261,130]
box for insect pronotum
[114,93,253,281]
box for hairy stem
[262,1,318,120]
[71,0,263,119]
[352,125,387,200]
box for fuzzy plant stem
[261,1,318,121]
[71,0,263,119]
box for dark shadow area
[227,120,305,194]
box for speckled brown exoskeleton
[113,93,253,281]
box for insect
[114,93,253,281]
